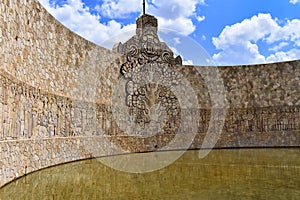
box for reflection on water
[0,149,299,200]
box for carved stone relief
[0,68,299,142]
[114,14,183,136]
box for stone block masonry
[0,0,299,187]
[0,0,124,103]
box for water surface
[0,149,299,199]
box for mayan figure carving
[114,14,183,136]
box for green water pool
[0,148,299,199]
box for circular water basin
[0,148,299,199]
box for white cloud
[38,0,207,48]
[266,48,300,62]
[196,15,205,22]
[268,42,289,52]
[173,37,181,44]
[183,59,194,65]
[38,0,135,48]
[157,17,196,35]
[212,13,300,65]
[168,46,194,65]
[266,19,300,45]
[213,14,279,49]
[96,0,141,18]
[94,0,207,36]
[147,0,206,35]
[97,0,208,36]
[213,41,265,65]
[289,0,300,4]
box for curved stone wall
[0,0,123,103]
[0,0,299,188]
[0,0,124,187]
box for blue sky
[39,0,300,66]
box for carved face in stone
[141,33,160,62]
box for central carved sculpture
[113,14,183,135]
